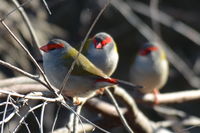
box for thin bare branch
[40,101,48,133]
[53,124,95,133]
[86,98,127,117]
[0,20,59,96]
[61,102,110,133]
[130,1,200,46]
[42,0,52,15]
[1,95,11,133]
[105,88,134,133]
[0,90,61,102]
[11,0,41,56]
[140,89,200,104]
[150,0,160,40]
[113,86,153,133]
[59,0,111,94]
[0,0,32,21]
[67,105,85,133]
[51,105,61,132]
[27,103,41,130]
[0,76,38,87]
[23,121,31,133]
[154,106,200,132]
[13,103,44,133]
[73,105,84,133]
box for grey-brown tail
[116,79,143,89]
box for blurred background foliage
[1,0,200,132]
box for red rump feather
[96,78,118,84]
[40,43,64,52]
[139,46,158,56]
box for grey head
[92,32,115,50]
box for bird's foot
[153,89,160,105]
[73,97,83,105]
[96,88,105,95]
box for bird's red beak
[40,45,49,52]
[95,43,103,49]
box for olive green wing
[74,39,92,54]
[63,47,108,78]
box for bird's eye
[49,48,56,51]
[93,39,98,45]
[139,49,151,56]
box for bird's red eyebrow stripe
[101,37,112,45]
[40,43,64,52]
[139,46,158,56]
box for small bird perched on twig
[40,39,141,104]
[83,32,119,94]
[129,42,169,104]
[84,32,119,76]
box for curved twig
[0,20,59,96]
[40,101,48,133]
[59,0,111,94]
[51,105,61,132]
[1,95,11,133]
[11,0,41,56]
[105,88,134,133]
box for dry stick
[0,88,106,132]
[154,106,200,129]
[112,0,200,88]
[13,103,44,133]
[73,105,84,133]
[0,76,38,87]
[153,106,200,133]
[0,20,59,96]
[130,1,200,46]
[2,84,200,105]
[156,106,200,129]
[105,89,134,133]
[67,105,86,133]
[0,102,18,125]
[51,105,61,132]
[113,86,153,133]
[42,0,52,15]
[23,121,31,133]
[1,95,11,133]
[26,104,41,130]
[40,101,47,133]
[0,59,49,89]
[61,102,110,133]
[67,108,75,132]
[138,89,200,104]
[0,90,61,102]
[150,0,160,40]
[0,0,32,21]
[86,98,127,117]
[59,0,111,94]
[11,0,41,55]
[53,124,95,133]
[86,98,154,132]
